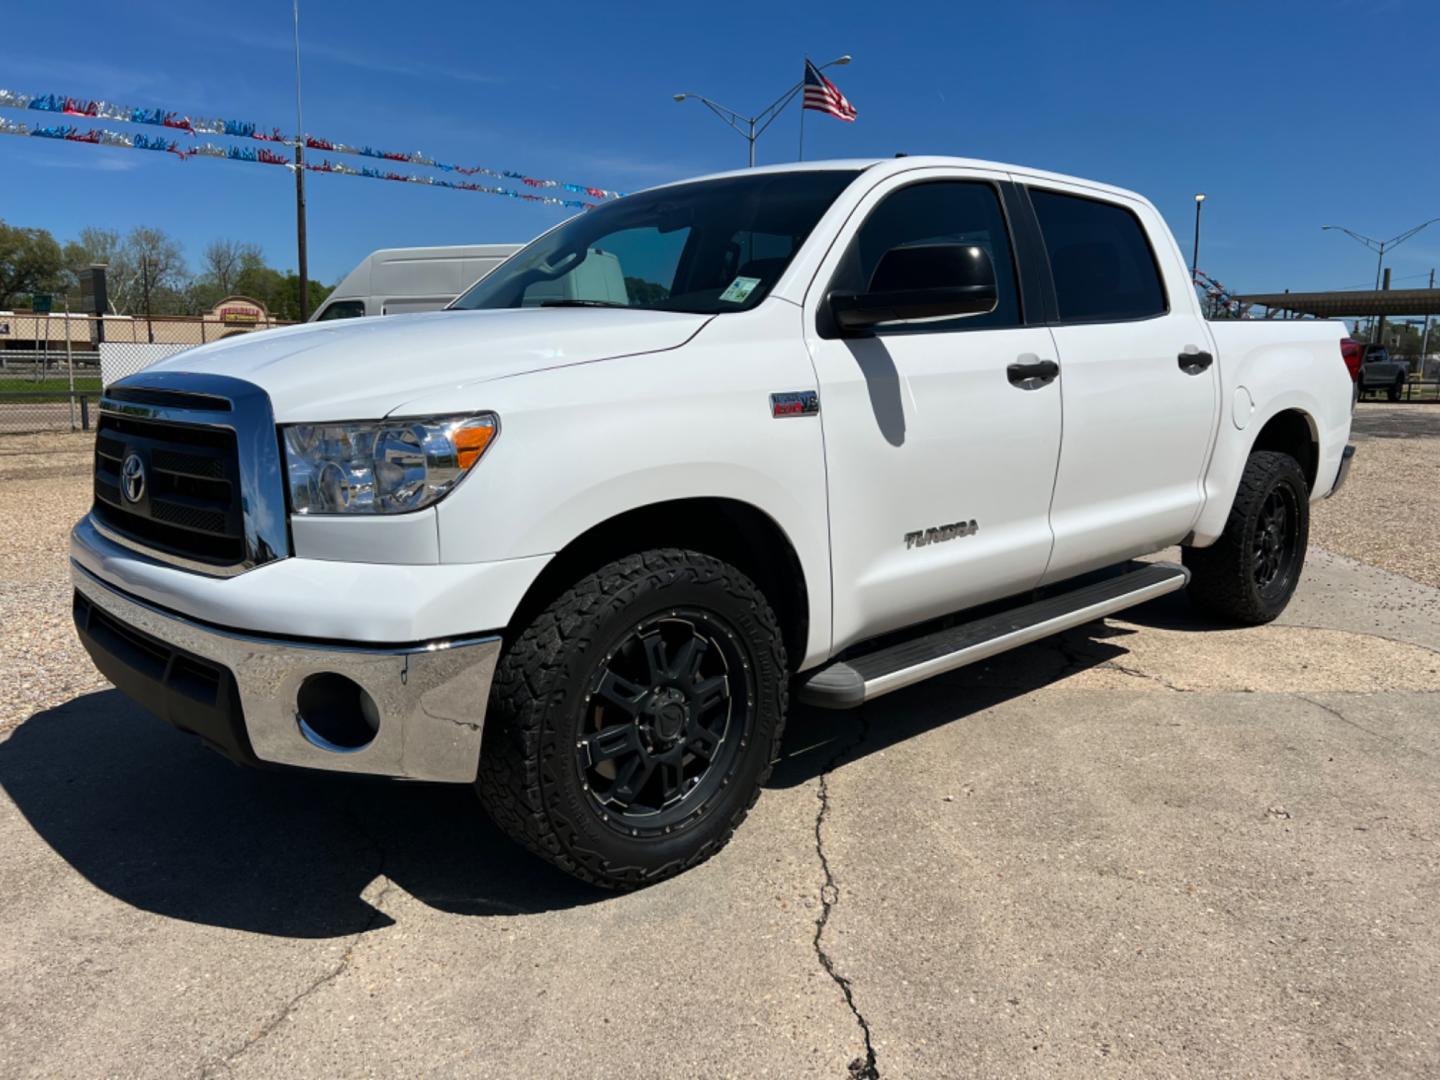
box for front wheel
[1183,450,1310,625]
[476,549,788,889]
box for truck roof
[647,156,1153,208]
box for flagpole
[798,97,806,161]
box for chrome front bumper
[72,562,500,782]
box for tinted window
[452,170,858,315]
[1030,189,1167,322]
[831,181,1020,332]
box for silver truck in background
[1355,343,1409,401]
[309,243,522,321]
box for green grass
[0,376,102,400]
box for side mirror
[828,243,998,334]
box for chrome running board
[797,561,1190,709]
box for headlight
[282,413,497,515]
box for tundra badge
[905,520,978,549]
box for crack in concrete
[196,809,393,1079]
[1298,693,1433,758]
[1099,659,1193,693]
[812,712,880,1080]
[1054,630,1192,693]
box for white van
[310,244,522,321]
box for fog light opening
[296,673,380,752]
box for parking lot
[2,404,1438,1078]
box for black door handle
[1007,358,1059,390]
[1178,349,1214,374]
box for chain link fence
[0,313,292,434]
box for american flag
[803,59,856,122]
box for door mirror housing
[827,243,998,334]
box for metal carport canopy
[1235,288,1440,318]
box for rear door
[805,169,1063,649]
[1020,183,1219,583]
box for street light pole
[1190,193,1206,317]
[674,55,852,167]
[1323,217,1440,340]
[1191,192,1205,280]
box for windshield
[450,170,859,316]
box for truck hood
[143,307,712,420]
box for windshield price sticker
[719,276,761,304]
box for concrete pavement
[2,548,1437,1078]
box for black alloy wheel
[578,610,750,833]
[1252,486,1299,595]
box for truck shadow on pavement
[1,599,1186,938]
[0,691,606,937]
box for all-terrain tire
[475,549,788,889]
[1183,450,1310,625]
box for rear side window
[1030,189,1167,322]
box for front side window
[451,170,859,316]
[1030,189,1168,322]
[829,180,1022,332]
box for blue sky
[2,0,1437,294]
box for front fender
[414,306,835,667]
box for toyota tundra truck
[72,157,1356,888]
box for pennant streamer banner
[0,116,598,208]
[0,89,623,204]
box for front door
[1021,185,1220,584]
[804,171,1063,651]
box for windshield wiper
[539,299,627,308]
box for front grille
[93,411,245,567]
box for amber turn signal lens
[454,420,497,469]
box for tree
[0,221,65,308]
[231,264,332,321]
[115,226,187,340]
[200,238,264,297]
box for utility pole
[295,141,308,320]
[141,253,154,343]
[292,0,310,320]
[1375,266,1391,348]
[1420,268,1435,373]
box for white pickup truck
[72,157,1355,888]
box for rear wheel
[1388,375,1404,402]
[476,549,788,889]
[1183,450,1309,625]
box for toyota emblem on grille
[120,453,147,503]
